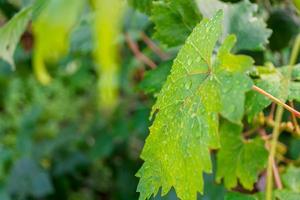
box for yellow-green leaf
[216,121,268,190]
[33,0,84,84]
[93,0,125,113]
[198,0,272,51]
[137,11,254,200]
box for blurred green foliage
[0,1,151,199]
[0,0,300,199]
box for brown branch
[258,128,271,142]
[268,103,276,121]
[141,32,170,60]
[272,161,283,189]
[258,128,282,189]
[252,85,300,118]
[125,33,157,69]
[243,128,259,138]
[289,101,300,133]
[259,129,283,190]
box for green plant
[1,0,300,200]
[131,0,300,200]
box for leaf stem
[272,160,283,189]
[252,85,300,118]
[265,34,300,200]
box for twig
[268,103,276,121]
[252,85,300,118]
[266,34,300,200]
[140,32,170,60]
[272,161,283,189]
[259,128,271,142]
[125,33,157,69]
[289,101,300,133]
[243,128,259,138]
[258,129,282,189]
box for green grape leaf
[151,0,202,47]
[138,61,172,95]
[216,121,268,190]
[137,11,254,200]
[197,0,272,51]
[128,0,154,14]
[282,166,300,192]
[0,6,32,69]
[219,71,253,123]
[33,0,84,84]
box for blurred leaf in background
[93,0,125,113]
[0,6,31,69]
[0,0,300,200]
[33,0,84,84]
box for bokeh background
[0,0,300,199]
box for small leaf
[0,7,32,69]
[217,35,253,123]
[151,0,202,47]
[198,0,272,51]
[216,121,268,190]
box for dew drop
[185,80,192,90]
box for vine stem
[252,85,300,118]
[265,34,300,200]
